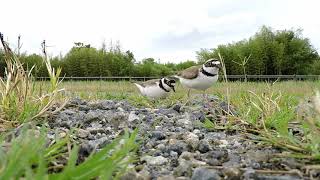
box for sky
[1,0,320,63]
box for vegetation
[0,127,138,179]
[197,26,320,75]
[1,26,319,78]
[0,33,138,179]
[1,25,320,178]
[0,36,64,129]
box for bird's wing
[176,66,201,79]
[135,79,159,87]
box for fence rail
[35,75,320,81]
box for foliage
[0,34,65,128]
[197,26,320,75]
[239,84,320,159]
[1,26,319,78]
[0,127,138,179]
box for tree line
[1,26,319,78]
[197,26,320,75]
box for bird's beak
[216,64,222,69]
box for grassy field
[57,80,320,106]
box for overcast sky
[1,0,319,63]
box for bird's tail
[133,82,144,93]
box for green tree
[197,26,319,75]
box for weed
[0,34,65,128]
[0,126,138,179]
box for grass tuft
[0,127,138,179]
[0,34,66,129]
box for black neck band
[159,80,170,92]
[201,67,217,77]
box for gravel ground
[46,95,314,180]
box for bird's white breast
[179,73,219,90]
[135,84,169,98]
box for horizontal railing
[34,75,320,81]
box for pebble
[185,132,199,150]
[43,97,304,179]
[141,155,168,166]
[191,167,221,180]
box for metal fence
[35,75,320,81]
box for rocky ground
[47,95,314,180]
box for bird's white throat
[160,78,171,91]
[202,64,219,75]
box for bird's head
[203,59,221,74]
[162,78,176,92]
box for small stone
[135,164,144,171]
[77,129,90,138]
[156,144,166,150]
[191,167,221,180]
[256,175,301,180]
[177,118,193,130]
[90,121,102,128]
[206,159,221,166]
[193,129,201,135]
[174,159,193,177]
[169,138,177,145]
[185,132,199,150]
[198,140,211,153]
[223,167,242,180]
[180,151,194,160]
[191,159,206,167]
[63,109,76,115]
[176,177,191,180]
[158,175,175,180]
[141,155,168,166]
[117,107,125,112]
[87,127,105,134]
[242,168,257,180]
[167,141,188,155]
[191,111,206,121]
[170,151,178,158]
[59,132,67,138]
[79,105,90,111]
[128,111,140,122]
[121,170,145,180]
[151,131,166,140]
[218,140,228,148]
[85,111,100,123]
[172,104,181,113]
[69,97,87,105]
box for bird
[175,58,221,97]
[133,77,176,99]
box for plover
[133,77,176,99]
[175,59,221,97]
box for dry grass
[0,35,65,130]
